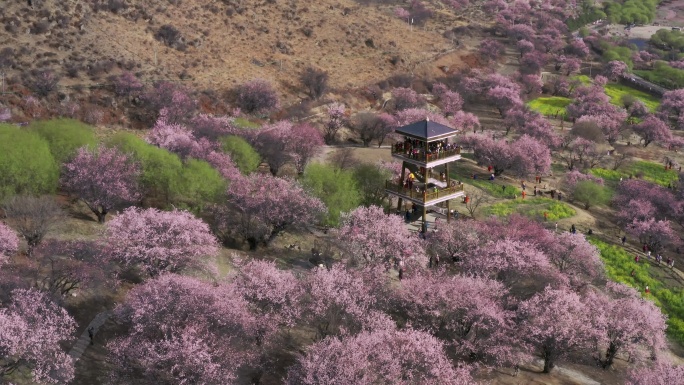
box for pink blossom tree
[518,287,599,373]
[518,73,544,95]
[628,99,650,120]
[323,103,346,144]
[633,115,673,147]
[545,233,604,285]
[395,108,451,126]
[286,328,476,385]
[440,90,464,116]
[391,87,425,111]
[300,265,392,339]
[114,71,143,97]
[147,112,212,159]
[427,221,481,262]
[508,135,552,178]
[190,114,237,141]
[603,60,629,81]
[396,272,517,365]
[338,206,424,267]
[487,85,523,116]
[61,146,141,223]
[232,259,303,329]
[519,52,547,74]
[221,174,325,249]
[0,289,76,384]
[658,89,684,130]
[613,180,676,220]
[104,207,219,277]
[451,110,480,132]
[0,223,19,267]
[287,122,324,174]
[588,283,667,369]
[395,7,410,20]
[462,239,556,288]
[143,82,197,124]
[253,120,292,175]
[561,57,582,76]
[627,362,684,385]
[626,218,679,255]
[565,39,590,58]
[478,39,505,63]
[108,274,258,384]
[236,78,280,115]
[559,137,604,170]
[516,39,536,57]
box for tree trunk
[543,356,555,373]
[247,237,259,250]
[601,342,619,369]
[96,210,107,224]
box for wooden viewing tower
[386,119,465,230]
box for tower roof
[395,119,458,141]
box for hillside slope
[0,0,485,98]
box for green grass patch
[590,239,684,345]
[628,161,679,187]
[468,179,518,199]
[527,96,572,116]
[484,197,576,221]
[571,74,592,85]
[635,61,684,90]
[604,83,661,112]
[590,161,679,188]
[232,117,261,129]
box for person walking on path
[621,236,627,245]
[571,224,576,234]
[521,190,526,199]
[88,327,94,346]
[398,259,405,280]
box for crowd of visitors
[394,138,460,161]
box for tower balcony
[385,180,465,206]
[391,145,461,167]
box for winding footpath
[68,310,113,362]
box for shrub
[155,24,183,49]
[572,180,611,209]
[235,79,279,115]
[107,133,183,207]
[0,124,59,199]
[108,133,225,211]
[28,119,97,163]
[300,67,328,100]
[28,70,60,97]
[175,159,226,212]
[219,135,260,174]
[301,163,362,226]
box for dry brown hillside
[0,0,488,103]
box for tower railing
[391,145,461,163]
[385,181,464,203]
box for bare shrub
[570,121,605,144]
[3,195,63,256]
[300,67,328,100]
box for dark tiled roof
[395,119,457,140]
